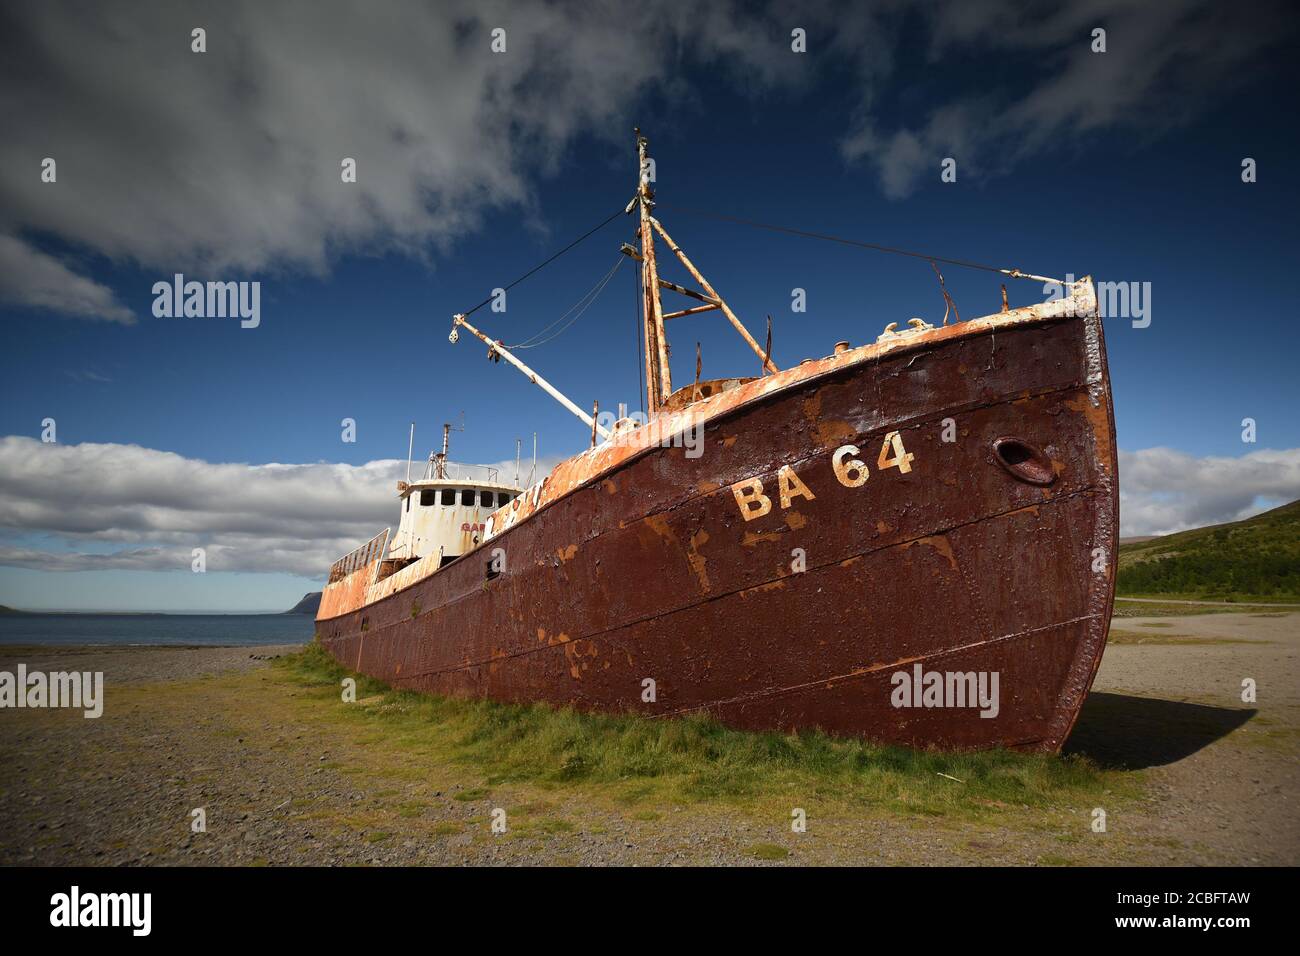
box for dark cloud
[1,0,1288,320]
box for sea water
[0,613,314,646]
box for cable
[655,203,1058,282]
[509,256,624,349]
[458,207,626,319]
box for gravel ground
[0,644,301,684]
[1,614,1296,867]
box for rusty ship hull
[317,283,1116,752]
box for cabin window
[460,489,474,506]
[441,489,455,506]
[405,496,410,512]
[420,490,437,507]
[481,490,494,507]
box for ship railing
[424,461,506,486]
[329,528,390,584]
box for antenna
[405,422,415,483]
[434,413,465,479]
[530,432,538,486]
[515,438,521,487]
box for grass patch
[1116,499,1300,602]
[1111,601,1265,618]
[750,843,790,861]
[275,643,1133,820]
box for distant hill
[1117,499,1300,602]
[285,592,322,615]
[0,605,16,614]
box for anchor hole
[992,437,1056,486]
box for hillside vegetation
[1117,499,1300,602]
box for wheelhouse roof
[399,478,522,498]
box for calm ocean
[0,613,315,646]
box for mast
[636,129,670,411]
[627,129,779,411]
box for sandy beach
[1,612,1296,866]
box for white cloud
[1118,447,1300,537]
[0,437,400,577]
[0,437,561,578]
[1,437,1295,576]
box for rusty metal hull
[317,301,1117,752]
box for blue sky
[1,1,1297,611]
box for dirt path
[1,614,1296,866]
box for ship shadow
[1063,692,1256,770]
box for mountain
[285,592,321,615]
[1117,499,1300,602]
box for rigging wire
[457,207,626,319]
[655,203,1060,282]
[508,255,625,349]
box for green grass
[1111,601,1267,618]
[750,843,790,861]
[276,643,1129,819]
[1117,499,1300,602]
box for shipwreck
[316,130,1118,751]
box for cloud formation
[1,438,1295,576]
[0,235,135,324]
[0,0,790,322]
[1118,447,1300,537]
[0,437,403,577]
[840,0,1294,197]
[2,1,1287,320]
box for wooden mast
[631,128,780,412]
[636,129,670,411]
